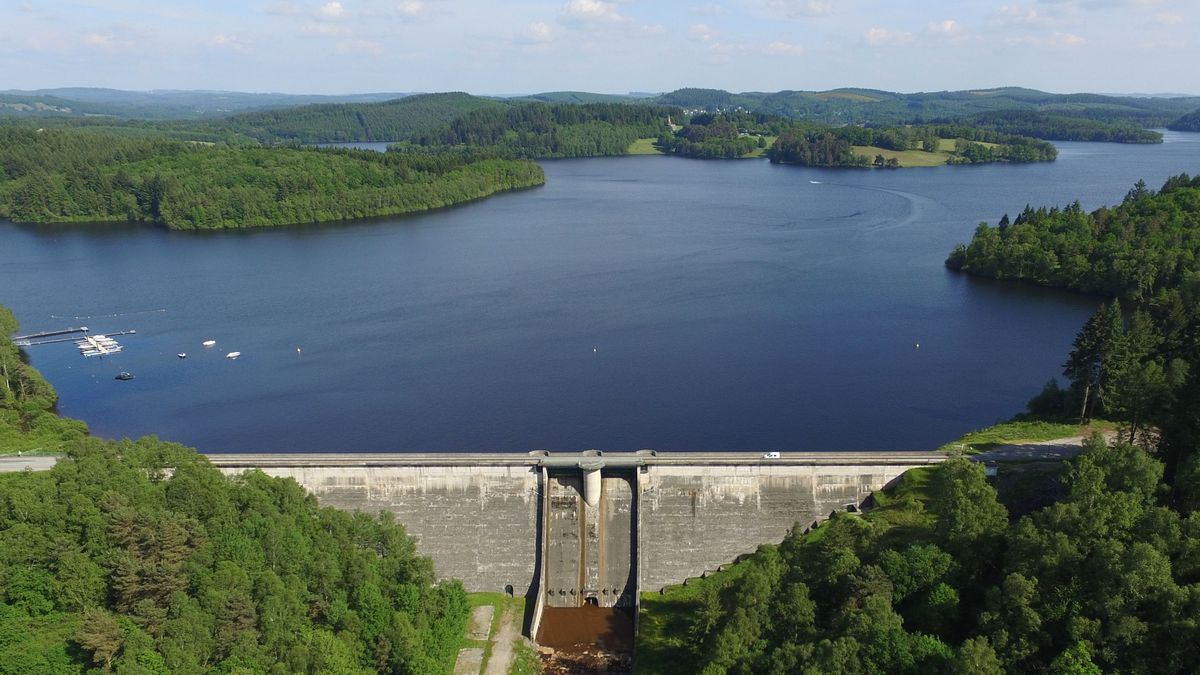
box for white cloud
[1155,12,1183,24]
[760,0,832,18]
[691,2,726,16]
[300,21,352,37]
[82,25,144,51]
[689,23,716,41]
[992,4,1056,25]
[336,39,385,56]
[315,2,346,20]
[561,0,627,25]
[865,27,914,46]
[84,32,126,49]
[1006,30,1087,46]
[266,1,307,16]
[765,40,804,55]
[927,19,964,36]
[526,21,553,43]
[396,1,425,17]
[210,34,252,51]
[925,19,969,42]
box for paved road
[3,450,947,474]
[0,455,59,472]
[204,450,946,469]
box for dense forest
[646,439,1200,674]
[1169,109,1200,132]
[0,440,468,674]
[227,93,506,143]
[945,174,1200,298]
[655,112,769,159]
[409,101,677,158]
[650,87,1199,129]
[965,110,1163,144]
[0,128,544,228]
[768,130,868,167]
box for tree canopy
[0,437,469,674]
[0,128,544,229]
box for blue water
[2,132,1198,452]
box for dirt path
[483,606,518,675]
[971,431,1118,463]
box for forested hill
[0,88,408,120]
[1169,108,1200,132]
[226,92,506,143]
[0,128,544,229]
[650,87,1197,142]
[410,102,679,158]
[966,110,1162,144]
[652,86,1199,126]
[945,174,1200,298]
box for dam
[202,450,944,640]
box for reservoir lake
[2,132,1198,453]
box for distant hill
[226,92,508,143]
[513,91,639,104]
[649,87,1200,128]
[0,88,408,120]
[1168,108,1200,132]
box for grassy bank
[937,417,1116,454]
[853,144,949,167]
[626,138,664,155]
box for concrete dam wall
[206,452,943,603]
[639,463,917,590]
[210,460,542,596]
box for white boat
[177,353,187,359]
[225,351,241,359]
[202,340,216,347]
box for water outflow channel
[536,454,639,666]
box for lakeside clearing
[626,138,663,155]
[852,138,1004,167]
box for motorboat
[177,353,187,359]
[115,372,134,381]
[202,340,217,347]
[225,351,241,359]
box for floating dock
[11,326,136,355]
[77,334,124,357]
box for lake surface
[2,132,1198,452]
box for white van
[762,451,781,459]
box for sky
[1,0,1196,96]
